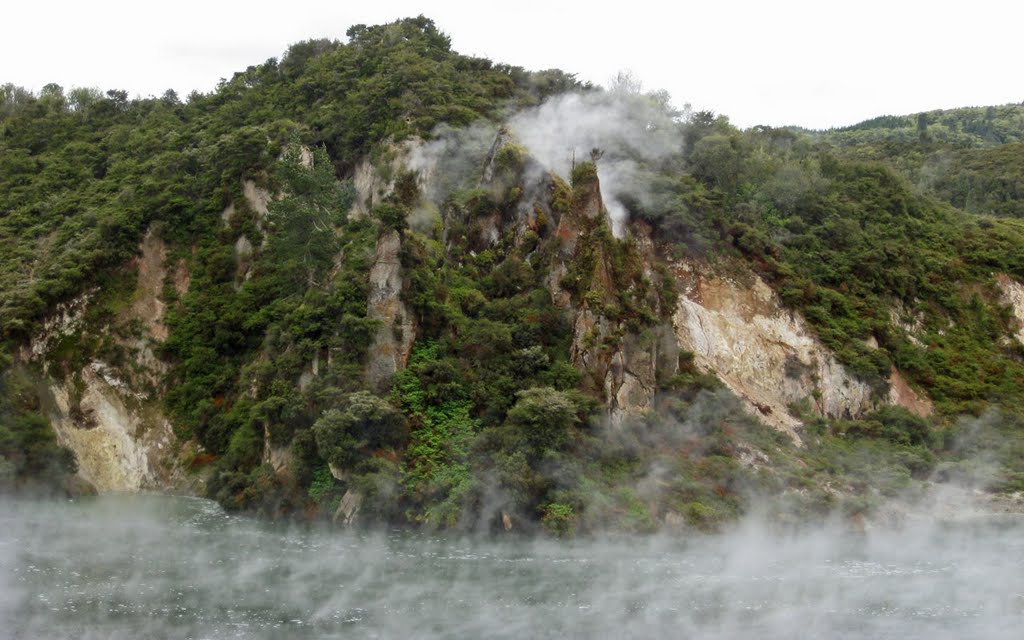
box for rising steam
[507,89,683,237]
[4,494,1023,639]
[408,82,684,238]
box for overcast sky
[4,0,1021,129]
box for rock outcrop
[670,261,875,441]
[332,489,363,526]
[26,229,191,493]
[365,230,416,388]
[43,366,180,492]
[996,273,1024,344]
[668,259,940,439]
[887,367,934,418]
[349,139,426,219]
[552,171,677,426]
[130,230,169,343]
[221,178,273,225]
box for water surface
[2,494,1022,638]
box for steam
[408,87,683,238]
[4,494,1023,639]
[408,120,500,204]
[507,90,683,237]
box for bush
[505,387,580,456]
[313,391,406,468]
[865,406,933,447]
[541,502,578,537]
[372,203,409,232]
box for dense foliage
[2,17,1023,533]
[626,112,1024,411]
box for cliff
[3,17,1024,533]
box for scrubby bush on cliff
[313,391,407,469]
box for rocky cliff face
[545,169,677,427]
[459,138,934,436]
[670,262,873,440]
[997,273,1024,345]
[667,258,940,440]
[25,230,195,493]
[349,140,426,219]
[365,229,416,389]
[43,365,180,491]
[354,142,423,389]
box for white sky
[3,0,1021,129]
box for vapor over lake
[2,494,1022,639]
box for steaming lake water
[2,495,1023,639]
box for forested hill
[818,104,1024,217]
[2,16,1023,535]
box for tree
[608,69,642,95]
[313,392,406,468]
[505,387,580,454]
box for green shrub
[541,502,578,537]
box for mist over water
[3,495,1023,639]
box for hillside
[2,17,1024,534]
[818,104,1024,217]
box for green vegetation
[2,17,1024,533]
[633,112,1024,411]
[0,363,77,493]
[820,104,1024,218]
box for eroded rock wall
[349,139,427,219]
[670,261,875,440]
[365,230,416,388]
[44,366,180,492]
[996,273,1024,345]
[26,228,191,493]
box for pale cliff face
[45,366,176,491]
[561,243,936,440]
[997,273,1024,345]
[668,259,924,442]
[365,229,416,389]
[29,229,193,493]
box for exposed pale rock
[889,300,926,347]
[299,145,314,169]
[173,258,191,296]
[333,489,363,526]
[603,330,673,427]
[29,291,94,369]
[671,261,875,442]
[736,446,772,470]
[221,179,273,226]
[365,230,416,388]
[349,139,426,219]
[298,352,320,393]
[130,230,169,342]
[663,510,686,531]
[888,367,934,417]
[996,273,1024,344]
[242,179,271,219]
[263,425,293,476]
[546,262,572,308]
[45,367,178,492]
[234,234,253,258]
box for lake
[2,494,1022,639]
